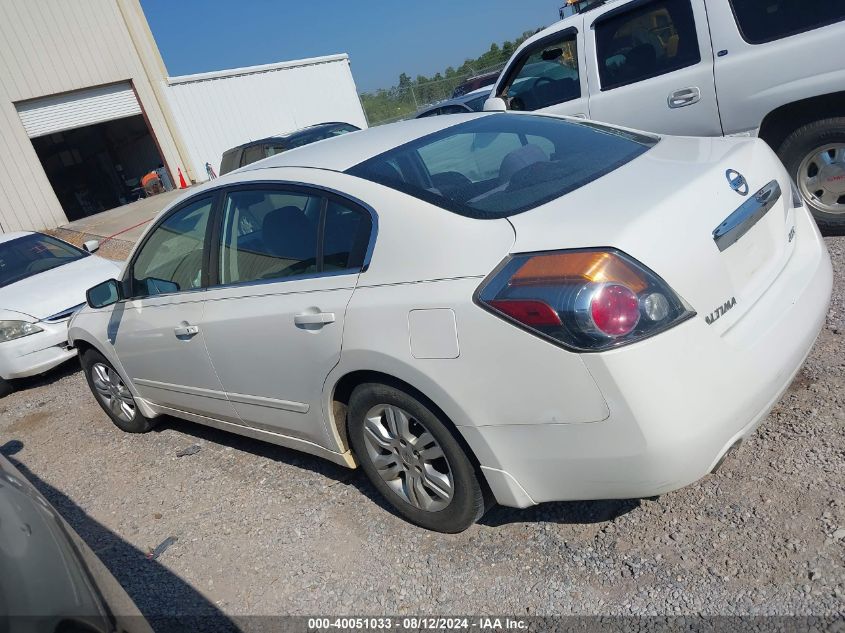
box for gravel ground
[1,237,843,629]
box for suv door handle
[668,87,701,109]
[174,324,200,337]
[294,312,336,326]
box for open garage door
[17,83,143,138]
[16,83,169,221]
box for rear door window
[498,30,581,111]
[729,0,845,44]
[595,0,701,91]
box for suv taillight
[476,249,694,352]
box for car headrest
[262,206,315,259]
[499,144,548,184]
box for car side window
[595,0,701,91]
[323,200,372,272]
[729,0,845,44]
[498,31,581,111]
[131,197,213,298]
[240,145,265,167]
[219,190,321,285]
[218,189,372,285]
[439,105,471,115]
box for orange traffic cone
[177,168,188,189]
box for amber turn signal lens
[509,251,649,294]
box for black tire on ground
[80,348,154,433]
[778,117,845,236]
[347,382,486,533]
[0,377,13,398]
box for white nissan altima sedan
[69,113,832,532]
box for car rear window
[346,114,656,219]
[729,0,845,44]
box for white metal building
[166,55,368,180]
[0,0,191,232]
[0,0,367,233]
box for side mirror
[82,239,100,253]
[483,97,508,112]
[86,279,122,309]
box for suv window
[218,189,372,285]
[595,0,701,91]
[131,197,213,297]
[499,31,580,111]
[241,145,265,167]
[729,0,845,44]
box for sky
[140,1,560,92]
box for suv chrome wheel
[797,143,845,215]
[91,362,136,423]
[362,404,454,511]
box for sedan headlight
[0,320,44,343]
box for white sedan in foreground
[0,232,121,396]
[70,113,832,532]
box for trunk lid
[506,135,796,333]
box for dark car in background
[219,122,361,175]
[451,70,500,98]
[414,87,492,118]
[0,453,153,633]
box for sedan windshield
[346,114,657,219]
[0,233,87,288]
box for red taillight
[589,284,640,337]
[477,249,693,352]
[488,299,562,326]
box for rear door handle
[294,312,336,326]
[174,324,200,337]
[667,87,701,109]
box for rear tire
[81,349,154,433]
[778,117,845,236]
[0,377,13,398]
[347,382,485,533]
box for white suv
[485,0,845,233]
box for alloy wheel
[797,143,845,214]
[91,363,136,423]
[361,404,454,511]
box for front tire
[81,349,153,433]
[0,377,13,398]
[778,117,845,235]
[347,383,485,533]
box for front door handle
[294,312,336,326]
[174,324,200,337]
[667,86,701,109]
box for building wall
[0,0,188,233]
[165,55,368,180]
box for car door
[112,194,238,422]
[585,0,722,136]
[494,21,589,118]
[200,184,374,448]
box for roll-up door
[16,82,142,138]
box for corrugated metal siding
[0,0,185,233]
[17,82,142,138]
[165,56,368,179]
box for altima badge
[726,169,749,196]
[705,297,737,325]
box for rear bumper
[464,205,832,507]
[0,322,76,380]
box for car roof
[244,112,493,173]
[416,87,493,116]
[0,231,33,245]
[233,122,357,151]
